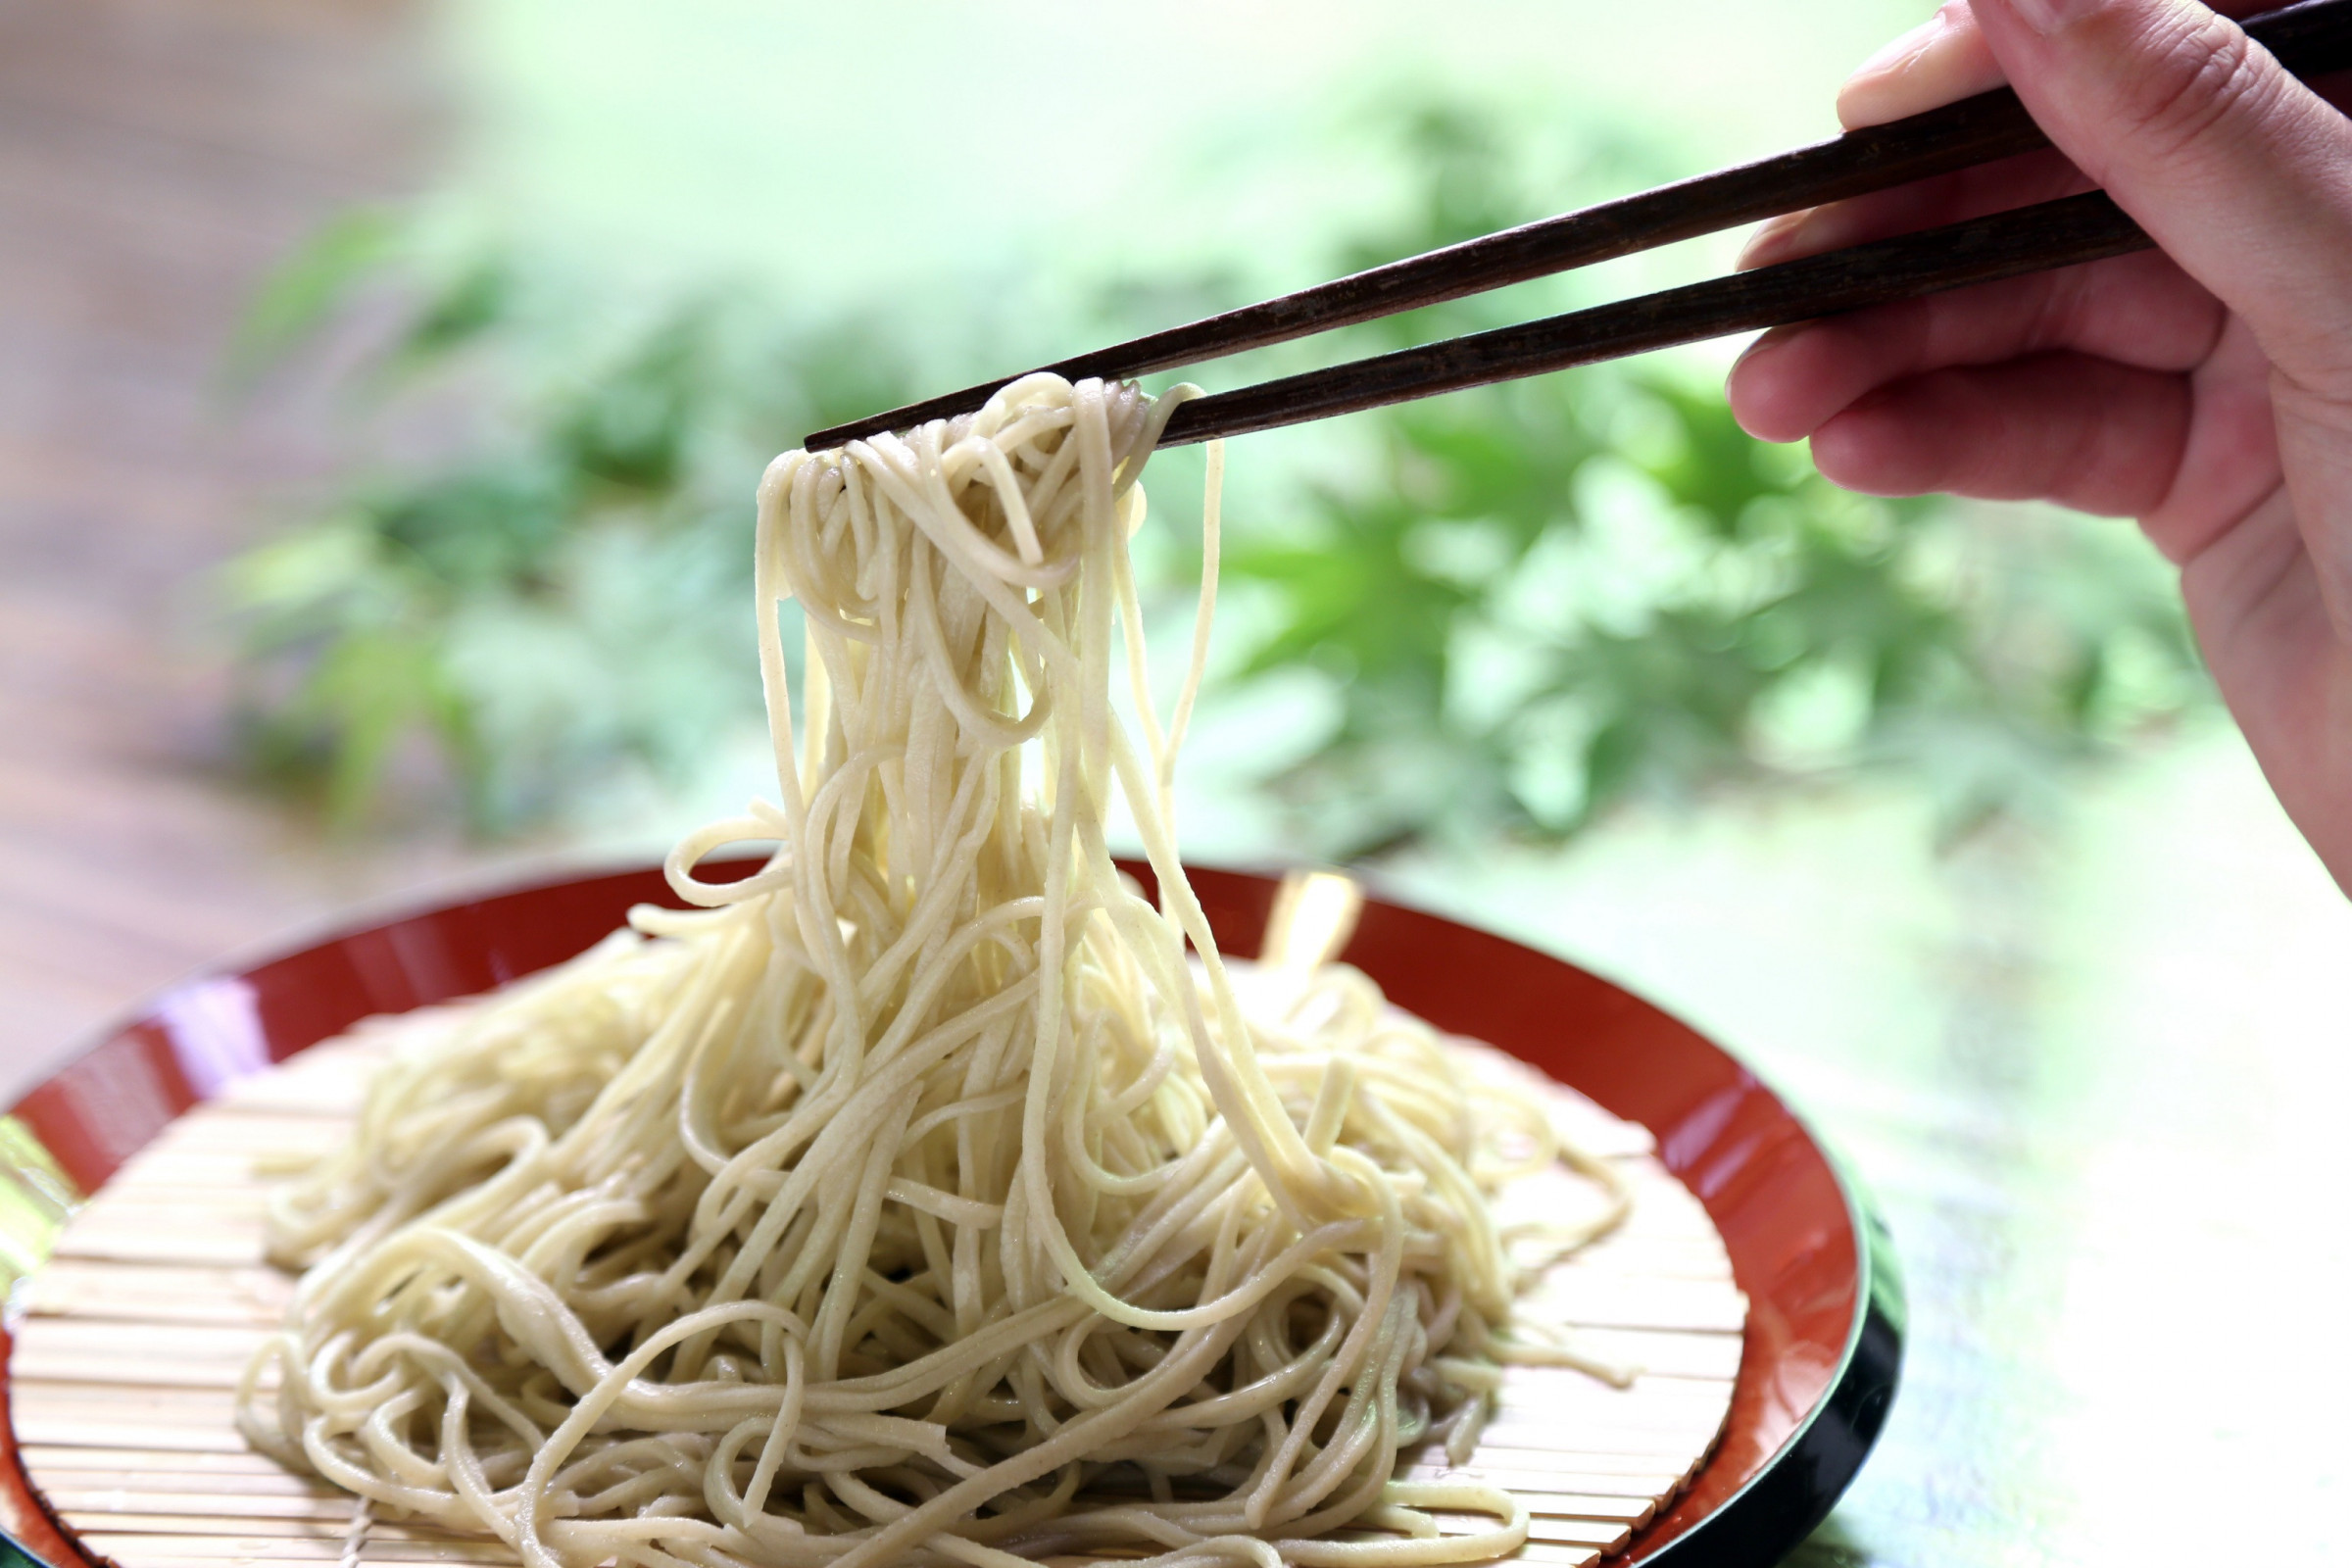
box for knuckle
[2109,12,2274,160]
[2278,364,2352,428]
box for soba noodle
[239,374,1629,1568]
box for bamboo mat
[13,1031,1744,1568]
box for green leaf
[277,628,469,828]
[378,255,514,383]
[220,208,402,389]
[552,308,713,493]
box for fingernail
[1738,211,1810,270]
[1730,328,1786,372]
[1994,0,2109,37]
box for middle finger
[1728,247,2227,443]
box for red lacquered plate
[0,860,1899,1568]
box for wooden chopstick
[808,93,2046,448]
[806,0,2352,451]
[1155,189,2147,445]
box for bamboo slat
[15,1036,1744,1568]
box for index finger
[1837,0,2272,126]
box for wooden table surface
[4,5,2349,1567]
[0,0,491,1112]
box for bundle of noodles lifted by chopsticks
[237,374,1634,1568]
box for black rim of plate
[1646,1151,1906,1566]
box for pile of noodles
[239,374,1625,1568]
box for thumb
[1969,0,2352,390]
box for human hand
[1724,0,2352,889]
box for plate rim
[1646,1144,1902,1563]
[1284,861,1907,1566]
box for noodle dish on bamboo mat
[0,378,1898,1568]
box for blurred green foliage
[1194,104,2209,854]
[222,100,2210,851]
[223,253,912,830]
